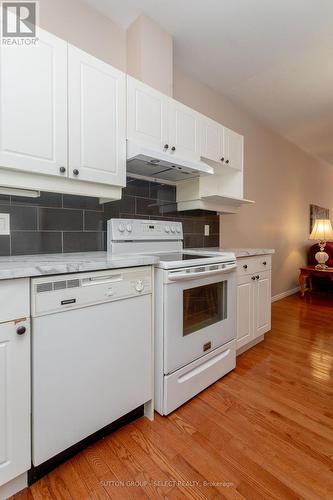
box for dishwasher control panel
[31,267,152,317]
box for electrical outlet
[0,213,10,235]
[204,224,210,236]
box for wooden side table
[299,266,333,296]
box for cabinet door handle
[256,275,260,280]
[59,166,66,174]
[16,326,26,335]
[171,146,176,152]
[243,264,248,269]
[220,157,225,162]
[73,169,79,176]
[163,144,169,150]
[262,261,267,265]
[225,159,230,164]
[251,276,256,281]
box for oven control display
[142,223,161,233]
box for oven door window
[183,281,227,336]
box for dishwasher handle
[81,273,123,286]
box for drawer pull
[256,275,260,280]
[243,264,248,269]
[263,261,267,265]
[177,349,231,383]
[16,326,26,335]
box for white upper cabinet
[0,29,67,177]
[127,76,201,162]
[223,127,243,171]
[0,29,126,197]
[69,46,126,186]
[201,118,243,171]
[201,117,223,164]
[127,76,168,151]
[167,100,201,161]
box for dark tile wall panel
[0,235,10,255]
[11,231,62,255]
[0,178,219,256]
[39,208,83,231]
[63,232,104,253]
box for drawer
[237,255,271,276]
[0,278,30,323]
[163,340,236,415]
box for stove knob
[165,225,170,233]
[135,280,144,292]
[171,226,176,233]
[118,223,125,232]
[126,224,132,233]
[176,226,181,233]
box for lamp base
[315,250,329,269]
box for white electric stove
[107,218,237,415]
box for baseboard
[0,472,27,500]
[237,335,264,356]
[271,287,300,303]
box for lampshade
[309,219,333,241]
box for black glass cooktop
[155,253,209,262]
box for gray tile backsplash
[0,177,219,255]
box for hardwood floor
[13,293,333,499]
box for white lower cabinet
[254,271,271,338]
[236,256,272,352]
[236,275,253,349]
[0,286,30,496]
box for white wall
[127,15,173,96]
[39,0,126,70]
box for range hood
[126,141,214,182]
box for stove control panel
[108,219,183,241]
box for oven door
[163,263,236,374]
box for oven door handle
[168,264,237,281]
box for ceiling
[83,0,333,166]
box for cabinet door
[0,320,30,486]
[253,271,271,339]
[168,100,201,161]
[223,127,243,171]
[236,275,254,349]
[201,117,223,163]
[69,46,126,186]
[0,29,67,176]
[127,76,168,152]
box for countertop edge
[0,255,159,281]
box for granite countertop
[0,252,159,280]
[192,248,275,258]
[218,248,275,258]
[0,248,275,280]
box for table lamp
[309,219,333,269]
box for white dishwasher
[31,267,153,468]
